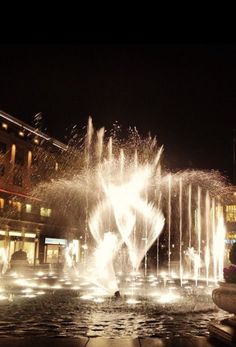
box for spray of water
[31,118,233,292]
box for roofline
[0,110,68,151]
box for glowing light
[21,288,33,293]
[14,279,28,287]
[126,298,140,304]
[80,294,94,300]
[157,292,180,304]
[150,282,157,287]
[0,294,7,300]
[36,271,44,277]
[92,287,108,296]
[93,297,104,303]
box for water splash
[31,117,233,292]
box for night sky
[0,44,235,182]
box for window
[0,164,4,176]
[0,198,4,209]
[25,204,32,213]
[40,207,52,217]
[226,205,236,222]
[13,172,23,187]
[15,149,24,166]
[0,142,7,154]
[31,173,41,184]
[12,201,22,212]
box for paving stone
[0,337,89,347]
[139,337,169,346]
[0,336,230,347]
[86,337,140,347]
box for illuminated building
[224,191,236,246]
[0,110,80,266]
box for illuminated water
[33,118,232,293]
[0,271,230,338]
[0,118,233,338]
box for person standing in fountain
[114,290,121,299]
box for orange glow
[27,151,32,169]
[11,144,16,164]
[0,198,4,209]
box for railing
[0,209,51,224]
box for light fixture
[2,123,8,130]
[18,130,24,137]
[34,138,39,144]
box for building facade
[224,191,236,246]
[0,110,81,267]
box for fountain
[0,117,234,338]
[35,118,231,292]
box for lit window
[11,144,16,164]
[0,198,4,209]
[2,123,8,130]
[25,204,32,213]
[40,207,52,217]
[12,201,22,212]
[27,151,32,169]
[226,205,236,222]
[55,162,59,171]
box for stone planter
[209,281,236,344]
[212,281,236,316]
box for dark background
[0,44,235,182]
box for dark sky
[0,44,235,182]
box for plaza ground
[0,336,231,347]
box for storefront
[0,229,38,265]
[44,237,80,264]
